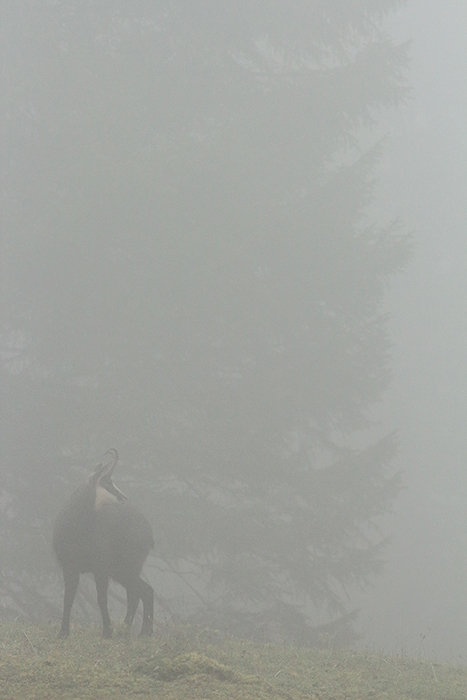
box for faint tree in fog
[1,0,411,640]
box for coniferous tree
[1,1,411,639]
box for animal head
[89,448,128,509]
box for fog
[355,1,467,659]
[1,1,467,658]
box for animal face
[95,471,127,508]
[88,449,128,510]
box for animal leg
[137,578,154,636]
[124,584,140,631]
[94,572,112,638]
[59,568,79,638]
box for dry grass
[0,621,466,699]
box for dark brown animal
[53,449,154,638]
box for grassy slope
[0,622,466,700]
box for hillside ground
[0,621,466,699]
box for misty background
[354,1,467,659]
[1,1,467,660]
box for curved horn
[102,448,119,473]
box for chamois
[53,449,154,638]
